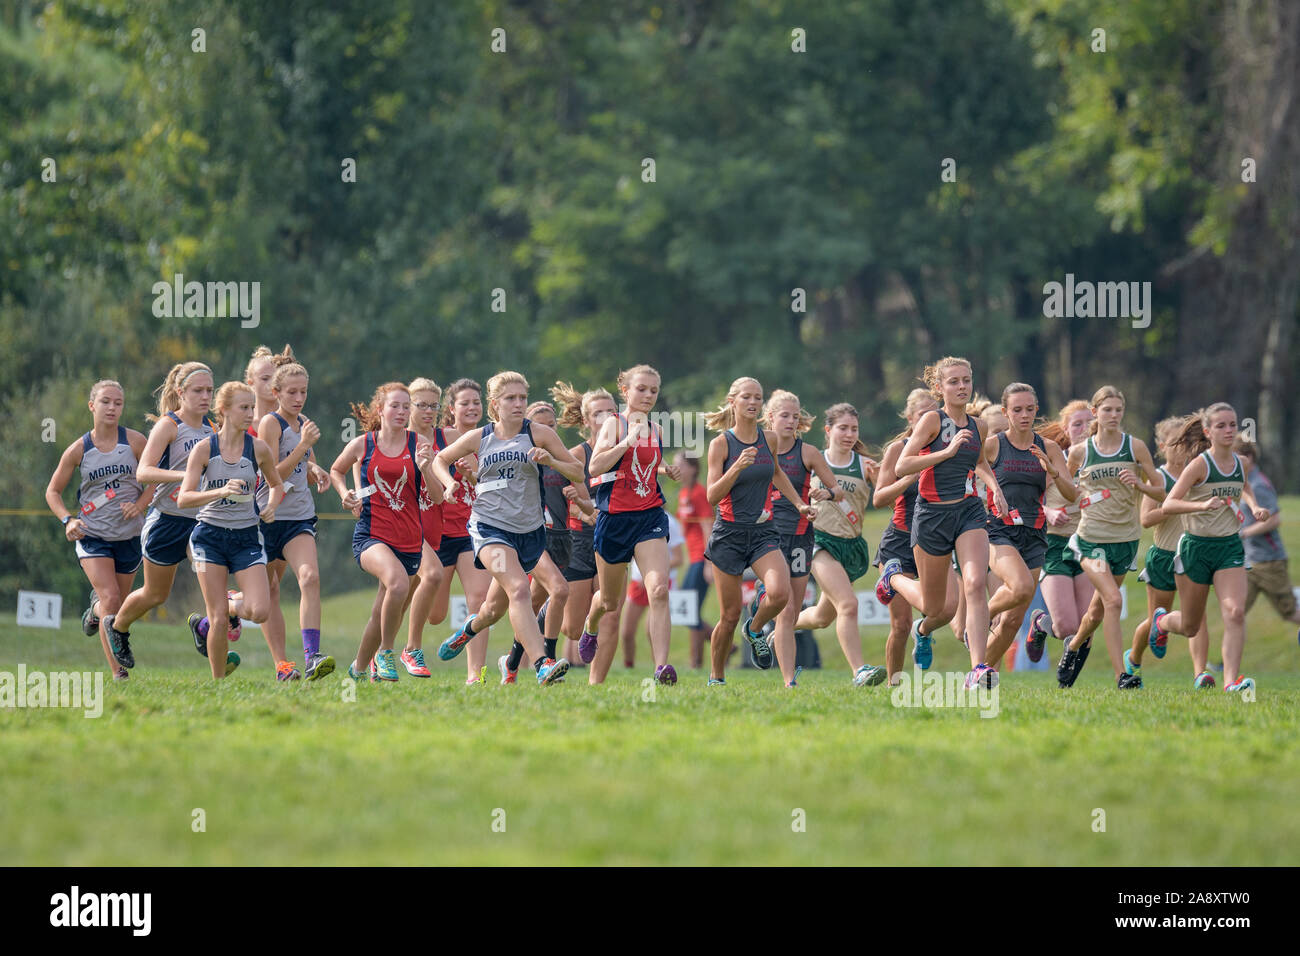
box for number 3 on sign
[17,590,63,629]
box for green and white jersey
[1151,466,1183,552]
[1044,476,1079,537]
[810,452,872,540]
[1184,451,1244,538]
[1077,433,1141,543]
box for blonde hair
[922,357,972,400]
[149,362,212,422]
[273,362,310,392]
[617,364,661,394]
[245,344,296,384]
[485,371,528,423]
[1153,415,1184,450]
[407,377,441,399]
[213,381,255,427]
[762,389,814,434]
[704,377,761,432]
[966,393,993,417]
[888,388,936,444]
[552,382,615,439]
[1087,385,1125,436]
[89,379,124,403]
[350,383,409,433]
[440,378,482,427]
[525,400,555,422]
[824,402,871,456]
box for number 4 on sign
[17,591,62,629]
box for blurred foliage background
[2,0,1297,601]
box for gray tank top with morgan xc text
[196,434,261,529]
[255,412,316,521]
[152,411,215,517]
[469,420,543,534]
[77,427,145,540]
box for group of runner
[45,350,1273,693]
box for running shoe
[305,653,335,681]
[1149,608,1170,658]
[1073,636,1093,680]
[578,627,598,665]
[82,588,100,636]
[1193,670,1216,689]
[1117,672,1142,689]
[347,661,374,683]
[876,558,901,605]
[742,583,774,644]
[374,649,399,681]
[746,579,766,625]
[100,614,134,670]
[743,619,773,670]
[707,678,726,686]
[401,648,431,677]
[654,663,678,685]
[371,659,379,682]
[853,663,887,687]
[911,618,932,670]
[188,612,208,658]
[1123,648,1141,678]
[498,655,517,685]
[276,660,301,682]
[537,657,569,685]
[965,663,998,690]
[1025,609,1050,662]
[1224,675,1255,694]
[224,651,240,676]
[1057,645,1079,688]
[438,615,476,661]
[113,667,129,682]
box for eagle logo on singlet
[377,471,408,511]
[630,444,657,498]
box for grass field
[4,502,1300,865]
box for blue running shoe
[911,618,932,670]
[374,649,399,681]
[1224,675,1255,694]
[743,581,773,641]
[707,677,726,686]
[537,657,569,685]
[438,615,476,661]
[1123,648,1141,678]
[1149,608,1170,659]
[1193,670,1215,689]
[743,619,773,670]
